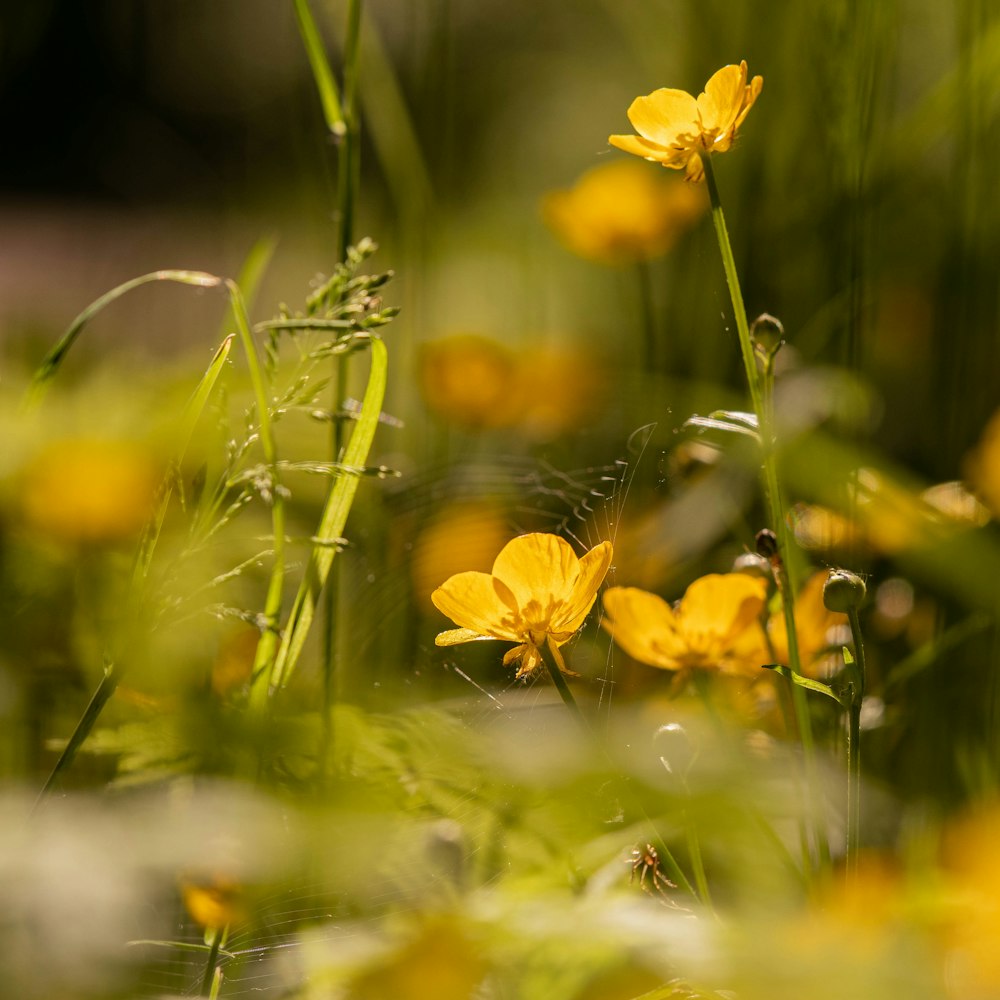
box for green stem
[538,639,696,899]
[229,281,286,717]
[846,607,867,877]
[323,0,365,753]
[200,925,227,997]
[702,155,828,874]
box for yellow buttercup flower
[19,437,160,545]
[609,61,762,182]
[432,532,613,678]
[418,335,522,430]
[602,573,767,676]
[542,159,707,265]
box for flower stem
[323,0,365,758]
[200,925,227,997]
[702,155,829,874]
[538,639,697,899]
[846,607,867,878]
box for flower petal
[554,540,613,633]
[676,574,767,655]
[431,570,520,640]
[627,88,699,147]
[491,533,580,618]
[435,627,496,646]
[696,63,747,134]
[608,133,685,167]
[602,586,685,670]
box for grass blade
[23,270,222,411]
[262,335,387,696]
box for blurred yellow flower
[418,335,522,430]
[20,437,160,545]
[609,61,762,182]
[517,345,607,440]
[180,872,246,929]
[211,627,260,698]
[964,406,1000,518]
[432,532,613,677]
[418,336,608,439]
[939,803,1000,995]
[602,573,767,676]
[542,159,707,265]
[411,502,511,613]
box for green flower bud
[823,569,867,612]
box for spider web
[129,426,659,998]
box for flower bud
[822,569,867,613]
[751,313,785,361]
[755,528,779,560]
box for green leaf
[265,336,388,692]
[761,663,849,707]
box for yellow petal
[696,63,746,134]
[627,88,698,147]
[491,533,579,616]
[431,570,519,640]
[435,627,495,646]
[684,153,706,182]
[602,586,685,670]
[555,540,613,633]
[608,133,683,166]
[677,574,767,653]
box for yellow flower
[516,345,607,440]
[418,335,522,430]
[609,61,763,182]
[179,872,246,929]
[432,532,613,678]
[410,502,511,613]
[542,160,707,265]
[19,437,160,545]
[602,574,767,675]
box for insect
[627,843,676,895]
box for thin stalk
[324,0,365,747]
[846,607,867,878]
[537,639,697,899]
[702,155,828,873]
[228,281,286,716]
[200,925,227,997]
